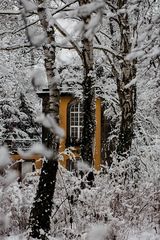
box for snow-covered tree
[19,0,60,238]
[93,0,160,164]
[79,0,96,166]
[0,89,40,150]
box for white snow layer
[18,143,53,159]
[0,146,11,168]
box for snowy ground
[0,166,160,240]
[3,230,160,240]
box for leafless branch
[94,44,122,59]
[53,18,83,60]
[52,0,78,16]
[0,44,32,51]
[0,10,21,15]
[94,35,120,76]
[104,1,117,11]
[0,31,13,36]
[99,30,112,40]
[19,0,36,68]
[13,19,39,34]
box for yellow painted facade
[59,95,101,171]
[11,94,102,174]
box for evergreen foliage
[0,91,40,150]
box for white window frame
[69,102,83,141]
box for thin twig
[52,196,68,218]
[0,44,31,51]
[58,167,73,228]
[13,19,39,34]
[53,18,83,60]
[0,10,21,15]
[52,0,78,16]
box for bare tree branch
[94,44,122,59]
[99,30,112,40]
[0,10,21,15]
[104,0,117,11]
[53,18,83,60]
[52,0,78,16]
[0,44,32,51]
[0,31,13,36]
[13,19,39,34]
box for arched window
[69,101,83,145]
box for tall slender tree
[20,1,59,238]
[105,0,137,159]
[79,0,103,166]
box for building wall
[59,95,72,168]
[11,95,102,176]
[59,95,101,170]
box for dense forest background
[0,0,160,239]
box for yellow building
[38,90,102,171]
[59,93,102,171]
[10,90,103,179]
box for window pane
[70,102,83,142]
[22,161,33,176]
[75,105,78,111]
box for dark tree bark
[108,0,137,158]
[101,108,118,167]
[23,3,60,239]
[79,0,96,166]
[29,158,58,239]
[116,6,137,157]
[116,61,136,157]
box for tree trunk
[79,0,96,166]
[109,0,137,158]
[116,62,136,157]
[29,158,58,239]
[28,3,59,239]
[116,5,137,157]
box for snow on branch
[18,143,53,159]
[0,44,32,51]
[74,1,104,18]
[77,161,90,172]
[94,44,122,58]
[21,0,37,13]
[51,18,83,60]
[4,170,18,188]
[88,223,115,240]
[52,0,78,16]
[13,19,39,35]
[27,28,47,47]
[0,10,21,15]
[124,77,137,89]
[0,146,11,169]
[0,65,9,75]
[0,147,18,189]
[31,68,47,89]
[84,10,102,40]
[36,113,65,139]
[104,0,117,11]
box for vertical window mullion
[69,102,83,143]
[77,104,80,139]
[70,110,72,138]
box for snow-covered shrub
[0,162,160,239]
[0,171,38,236]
